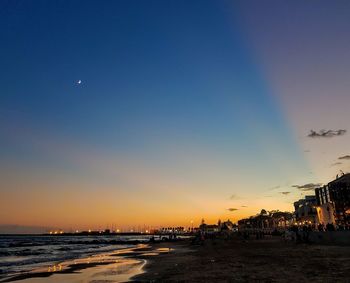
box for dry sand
[133,236,350,282]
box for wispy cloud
[268,185,280,191]
[292,183,322,191]
[331,162,342,167]
[280,191,291,195]
[338,155,350,160]
[308,129,346,138]
[227,208,239,212]
[229,194,239,200]
[241,205,247,208]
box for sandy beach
[2,236,350,282]
[134,236,350,282]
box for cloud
[241,205,247,208]
[229,194,239,200]
[268,185,280,191]
[338,155,350,160]
[280,191,291,195]
[308,129,346,138]
[292,183,322,191]
[227,208,238,212]
[331,162,342,167]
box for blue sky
[1,0,348,230]
[0,0,297,155]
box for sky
[1,0,350,233]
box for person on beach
[326,223,335,231]
[318,223,325,232]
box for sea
[0,234,154,280]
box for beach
[0,240,179,283]
[134,236,350,282]
[2,235,350,282]
[0,235,176,283]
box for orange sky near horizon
[0,160,295,231]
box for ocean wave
[0,235,145,276]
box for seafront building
[291,173,350,228]
[315,186,336,226]
[199,223,220,234]
[220,220,236,231]
[315,173,350,227]
[160,227,186,234]
[232,174,350,234]
[199,219,237,234]
[293,195,318,226]
[238,210,293,232]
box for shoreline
[0,240,185,283]
[131,239,195,282]
[3,236,350,282]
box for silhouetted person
[326,223,335,231]
[318,223,324,232]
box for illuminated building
[315,173,350,226]
[293,196,318,226]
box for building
[270,211,293,229]
[199,223,219,234]
[220,220,237,232]
[293,195,318,226]
[315,173,350,226]
[238,210,292,232]
[199,219,237,234]
[315,186,336,226]
[160,227,185,234]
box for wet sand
[0,243,175,283]
[134,236,350,282]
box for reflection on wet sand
[47,264,62,273]
[1,244,174,283]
